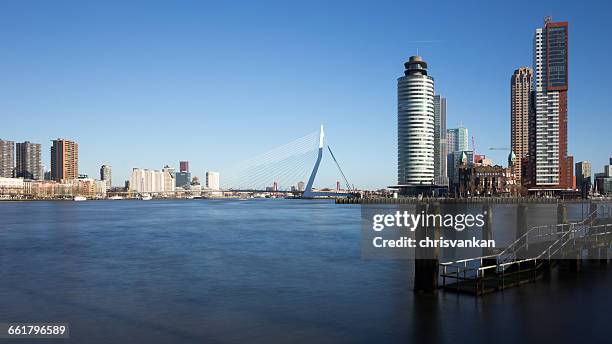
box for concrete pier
[414,202,440,293]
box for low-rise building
[457,165,519,197]
[0,177,24,196]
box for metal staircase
[439,205,612,295]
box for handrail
[440,208,601,272]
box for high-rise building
[511,67,533,184]
[297,181,305,192]
[205,171,220,191]
[531,17,572,189]
[0,139,15,178]
[50,139,78,181]
[433,95,448,186]
[179,161,189,173]
[15,141,42,180]
[397,56,435,187]
[447,127,469,153]
[130,168,174,193]
[175,172,191,188]
[162,166,175,192]
[575,161,592,196]
[100,165,112,188]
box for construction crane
[489,147,511,151]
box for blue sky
[1,0,610,189]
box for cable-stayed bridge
[221,125,356,198]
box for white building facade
[205,171,220,191]
[397,56,435,186]
[130,168,175,193]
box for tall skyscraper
[0,139,15,178]
[447,127,469,153]
[205,171,220,191]
[50,139,78,181]
[531,17,572,189]
[511,67,533,184]
[433,95,448,185]
[397,56,435,187]
[100,165,112,188]
[16,141,42,180]
[575,161,591,195]
[179,161,189,173]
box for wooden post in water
[589,201,598,225]
[482,203,496,267]
[517,203,529,238]
[557,202,568,226]
[414,202,440,293]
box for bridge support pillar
[414,202,440,293]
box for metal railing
[439,206,612,294]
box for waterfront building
[0,139,15,178]
[95,180,108,198]
[130,168,175,193]
[205,171,220,191]
[70,178,97,198]
[162,166,175,192]
[15,141,42,180]
[433,95,448,186]
[530,17,573,191]
[448,150,475,186]
[130,168,159,193]
[175,172,191,188]
[50,139,78,181]
[457,164,518,197]
[0,177,23,196]
[397,55,435,189]
[100,165,112,188]
[511,67,533,184]
[297,181,305,192]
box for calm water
[0,199,610,343]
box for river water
[0,199,610,343]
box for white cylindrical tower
[397,55,435,186]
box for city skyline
[1,1,611,189]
